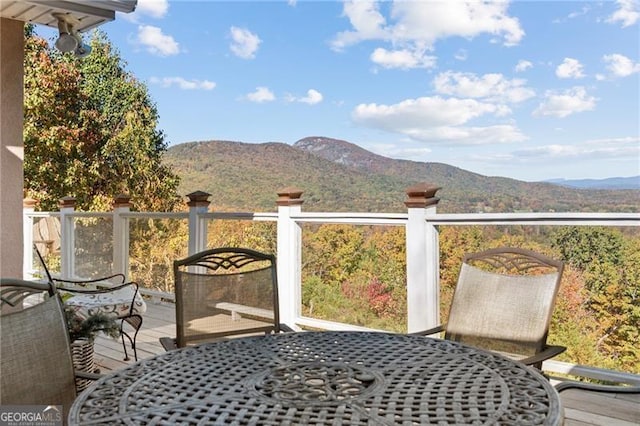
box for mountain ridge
[165,137,638,213]
[544,176,640,190]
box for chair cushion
[64,285,146,320]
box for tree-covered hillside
[166,138,639,213]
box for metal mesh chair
[414,247,566,368]
[160,247,291,350]
[34,246,146,361]
[0,278,99,421]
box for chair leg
[120,315,143,362]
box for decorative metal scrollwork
[251,362,381,405]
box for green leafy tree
[583,239,640,371]
[24,29,179,211]
[551,227,623,272]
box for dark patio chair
[555,381,640,393]
[160,247,292,350]
[0,278,101,421]
[34,246,146,361]
[413,247,566,369]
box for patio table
[69,331,562,425]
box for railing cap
[23,197,38,208]
[186,191,211,207]
[113,194,132,209]
[59,196,77,209]
[404,183,441,208]
[276,187,304,206]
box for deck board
[92,302,640,425]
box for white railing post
[276,187,304,328]
[187,191,211,256]
[22,197,37,278]
[112,194,131,279]
[405,184,441,333]
[59,196,76,279]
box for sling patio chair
[0,278,101,421]
[160,247,293,351]
[34,246,146,361]
[413,247,566,369]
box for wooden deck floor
[93,302,639,426]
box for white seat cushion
[64,284,146,320]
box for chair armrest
[75,371,102,381]
[555,381,640,393]
[53,273,126,285]
[520,345,566,366]
[278,323,296,333]
[159,337,178,351]
[409,324,445,336]
[57,280,138,295]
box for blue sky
[40,0,640,182]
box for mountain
[165,137,639,213]
[544,176,640,190]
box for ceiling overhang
[0,0,137,32]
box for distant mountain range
[544,176,640,190]
[165,137,638,213]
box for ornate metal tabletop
[69,331,561,425]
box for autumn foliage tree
[23,27,179,211]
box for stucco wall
[0,18,25,278]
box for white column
[405,184,441,333]
[276,188,303,328]
[0,18,25,278]
[187,191,211,256]
[112,194,131,280]
[59,196,76,279]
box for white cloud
[332,0,524,53]
[331,1,390,51]
[149,77,216,90]
[119,0,169,22]
[137,25,179,56]
[603,53,640,77]
[299,89,323,105]
[552,5,592,23]
[515,60,533,72]
[405,125,526,145]
[370,47,436,69]
[433,71,535,104]
[352,96,526,144]
[285,89,324,105]
[607,0,640,27]
[533,87,597,118]
[500,137,640,161]
[555,58,585,79]
[370,143,432,161]
[246,87,275,103]
[229,27,261,59]
[135,0,169,18]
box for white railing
[22,189,640,384]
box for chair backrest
[173,247,281,348]
[0,279,77,420]
[444,247,564,358]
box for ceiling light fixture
[53,13,92,58]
